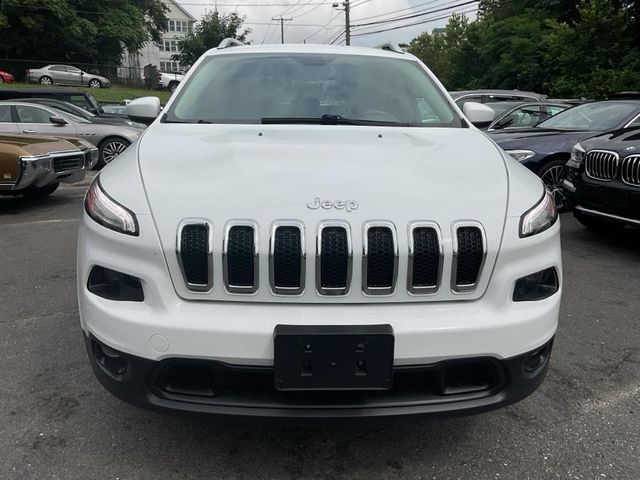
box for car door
[64,66,84,85]
[15,104,76,136]
[0,105,18,134]
[47,65,68,84]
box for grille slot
[408,224,442,294]
[224,223,258,294]
[178,222,212,291]
[363,223,397,295]
[585,150,619,181]
[270,223,305,295]
[53,155,83,173]
[317,223,351,295]
[453,225,485,292]
[621,154,640,186]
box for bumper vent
[53,155,84,173]
[224,223,258,293]
[317,223,352,295]
[621,154,640,187]
[408,224,442,294]
[453,225,485,292]
[270,223,305,295]
[363,223,397,295]
[585,150,619,181]
[178,222,212,291]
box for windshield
[166,53,461,127]
[537,102,637,131]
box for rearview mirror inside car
[127,96,161,125]
[463,102,496,129]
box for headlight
[519,189,558,238]
[505,149,536,162]
[567,143,585,168]
[85,177,139,236]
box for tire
[39,75,53,86]
[168,81,179,92]
[574,211,625,233]
[538,159,571,212]
[89,78,102,88]
[98,137,131,167]
[22,182,59,199]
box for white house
[121,0,196,79]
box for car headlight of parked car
[519,189,558,238]
[567,143,585,168]
[85,177,139,236]
[505,149,536,162]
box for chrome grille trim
[316,221,352,296]
[407,222,443,295]
[222,220,259,294]
[621,154,640,187]
[176,219,213,293]
[585,150,619,181]
[269,220,306,296]
[451,222,487,294]
[362,221,398,296]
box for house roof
[165,0,196,22]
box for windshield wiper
[261,114,409,126]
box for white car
[156,71,185,92]
[78,40,562,419]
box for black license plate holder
[273,325,394,391]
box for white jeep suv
[78,41,561,419]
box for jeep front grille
[223,222,258,294]
[270,222,305,295]
[317,222,352,296]
[621,154,640,186]
[177,221,212,291]
[453,224,486,292]
[363,222,398,295]
[585,150,619,181]
[408,223,442,294]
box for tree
[173,10,250,67]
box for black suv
[566,127,640,231]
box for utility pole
[272,16,293,44]
[332,1,351,45]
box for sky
[174,0,479,46]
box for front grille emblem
[307,197,359,212]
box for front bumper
[571,171,640,224]
[13,147,98,190]
[85,333,554,419]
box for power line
[353,0,478,28]
[271,16,293,43]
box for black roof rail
[375,43,405,54]
[218,38,245,49]
[606,92,640,101]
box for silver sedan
[0,101,143,166]
[27,65,111,89]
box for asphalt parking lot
[1,180,639,480]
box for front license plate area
[274,325,394,391]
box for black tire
[21,182,59,199]
[39,75,53,86]
[89,78,102,88]
[538,159,571,212]
[98,137,131,167]
[574,211,625,233]
[168,81,179,92]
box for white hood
[137,124,508,303]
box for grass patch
[0,82,171,105]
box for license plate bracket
[274,325,394,391]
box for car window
[538,102,639,131]
[66,66,81,73]
[49,65,66,72]
[503,105,542,128]
[547,105,568,116]
[627,115,640,128]
[0,105,11,122]
[63,94,91,110]
[16,105,52,123]
[168,53,461,127]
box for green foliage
[173,10,251,67]
[409,0,640,98]
[0,0,168,67]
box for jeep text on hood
[78,43,562,419]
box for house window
[160,61,182,72]
[168,20,175,31]
[162,40,178,52]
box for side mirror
[463,102,495,129]
[50,115,68,126]
[127,96,161,124]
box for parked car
[489,100,640,210]
[0,101,143,166]
[27,65,110,88]
[450,89,547,109]
[0,69,15,84]
[11,98,146,128]
[0,88,127,118]
[0,133,97,198]
[79,40,562,419]
[487,102,571,131]
[565,127,640,230]
[156,71,184,92]
[101,104,128,115]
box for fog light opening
[513,267,559,302]
[92,340,127,376]
[524,343,552,373]
[87,265,144,302]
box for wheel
[89,78,102,88]
[574,211,625,233]
[538,159,571,211]
[21,182,59,199]
[168,81,179,92]
[39,75,53,86]
[99,137,130,167]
